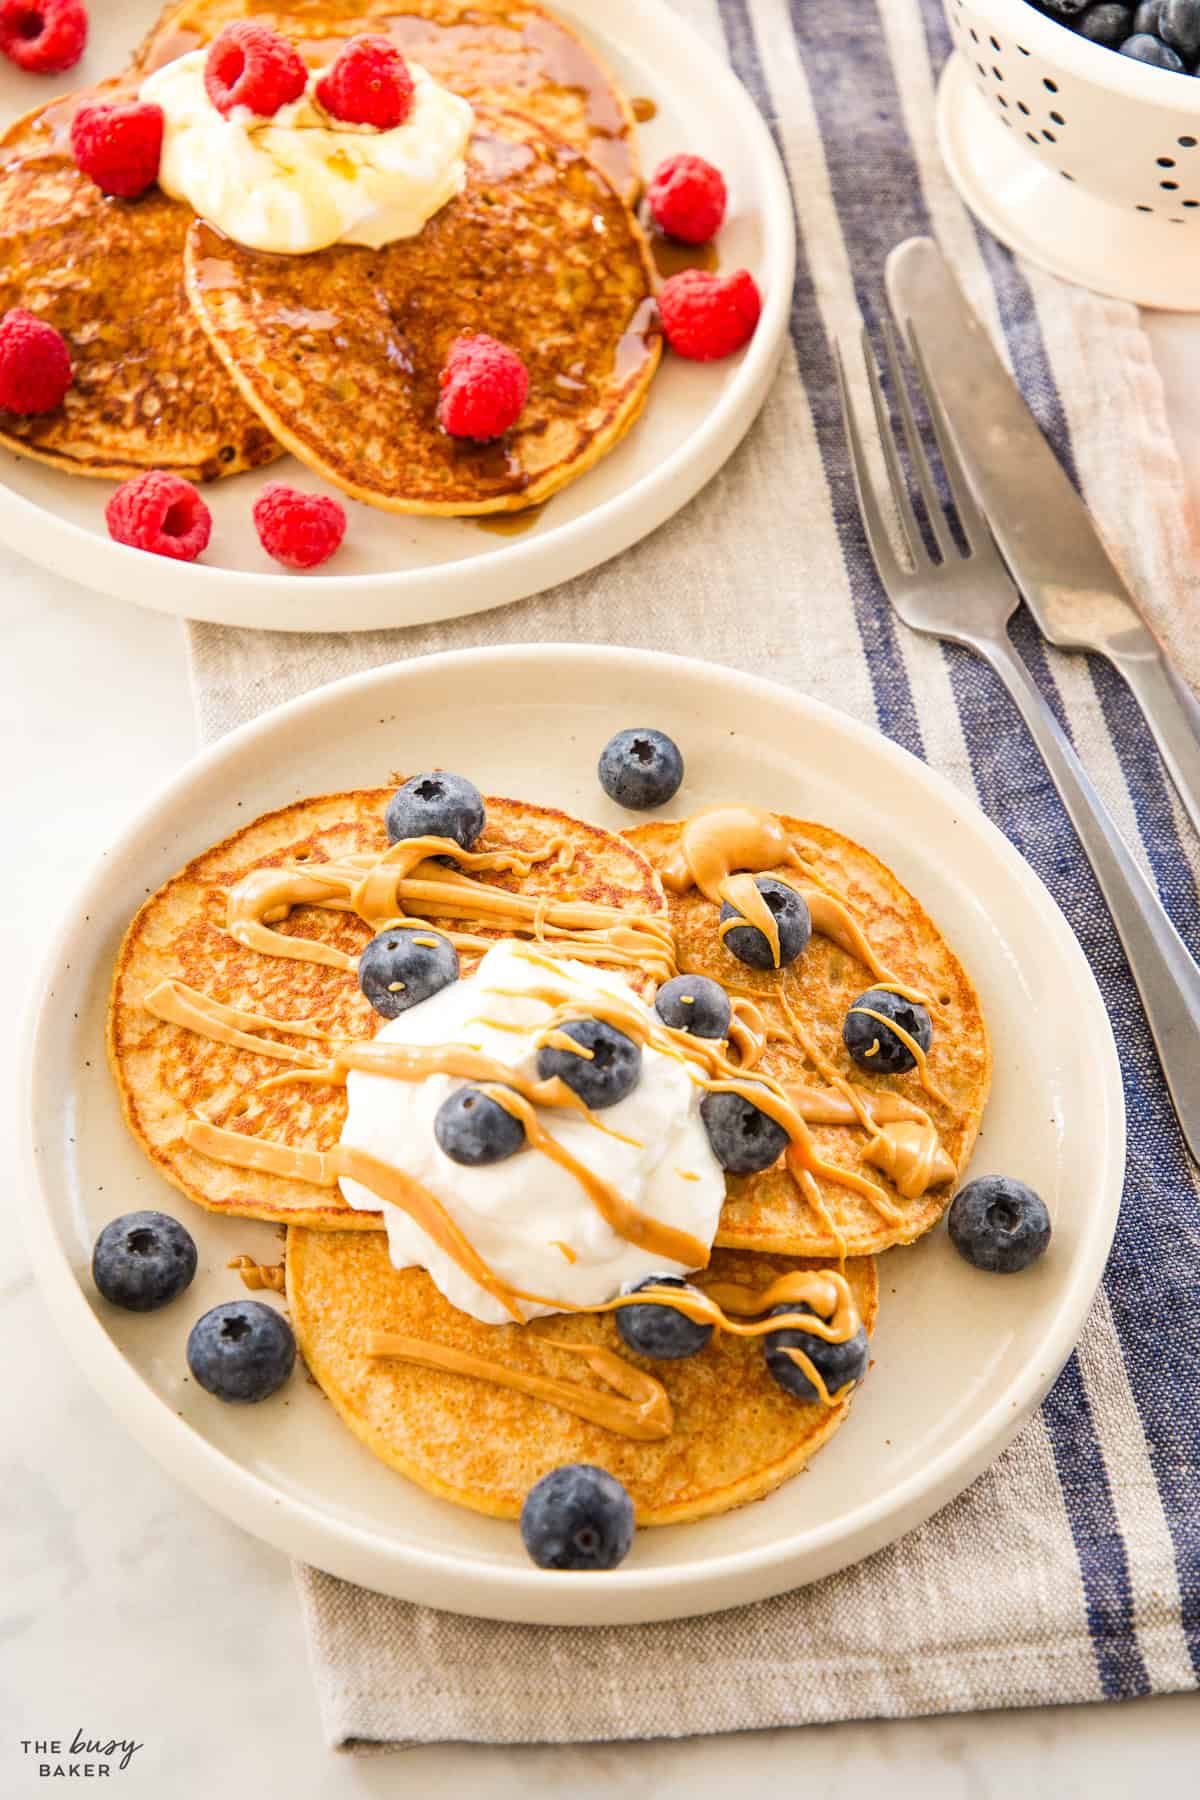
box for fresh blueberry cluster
[1032,1,1200,72]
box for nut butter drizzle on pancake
[365,1267,863,1436]
[142,810,955,1279]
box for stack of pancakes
[109,788,991,1525]
[0,0,661,511]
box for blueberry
[385,771,484,849]
[763,1302,870,1403]
[435,1085,525,1165]
[1041,0,1091,14]
[615,1274,713,1360]
[700,1087,789,1173]
[948,1176,1052,1273]
[1078,2,1134,43]
[842,987,933,1075]
[187,1300,295,1403]
[597,728,684,811]
[358,925,459,1019]
[536,1017,642,1109]
[520,1463,635,1570]
[1160,0,1200,55]
[1132,0,1165,28]
[719,876,811,970]
[654,973,731,1039]
[92,1209,197,1312]
[1119,29,1186,64]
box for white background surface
[3,313,1199,1791]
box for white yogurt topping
[338,941,726,1325]
[140,49,474,255]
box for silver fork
[837,323,1200,1164]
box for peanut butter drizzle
[227,1254,286,1293]
[143,980,330,1066]
[659,806,930,1003]
[225,833,677,983]
[366,1267,863,1434]
[727,996,768,1068]
[660,805,803,902]
[862,1121,955,1199]
[184,1119,529,1323]
[364,1333,674,1441]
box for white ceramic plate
[20,646,1124,1626]
[0,1,793,632]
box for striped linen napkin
[186,0,1200,1748]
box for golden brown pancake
[108,788,668,1228]
[0,100,281,482]
[625,818,992,1259]
[134,0,639,201]
[287,1230,878,1523]
[184,110,659,514]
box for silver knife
[886,236,1200,843]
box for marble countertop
[4,314,1199,1796]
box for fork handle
[973,633,1200,1164]
[1108,642,1200,846]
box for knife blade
[886,235,1200,844]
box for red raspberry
[106,471,212,562]
[253,482,346,570]
[0,308,71,414]
[204,22,307,121]
[316,34,414,131]
[646,154,727,245]
[70,99,164,199]
[658,269,761,362]
[438,334,529,440]
[0,0,87,74]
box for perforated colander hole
[1159,157,1177,167]
[1026,131,1039,144]
[969,24,979,40]
[997,92,1008,107]
[1017,100,1031,116]
[1061,170,1075,181]
[1018,43,1030,54]
[1043,129,1056,142]
[1137,203,1153,212]
[1162,180,1180,190]
[1180,135,1197,147]
[1049,110,1065,125]
[992,65,1003,80]
[1043,77,1058,92]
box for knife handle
[978,633,1200,1164]
[1109,645,1200,847]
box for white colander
[938,0,1200,306]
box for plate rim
[0,0,796,633]
[19,644,1126,1624]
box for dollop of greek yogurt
[140,49,474,254]
[338,940,726,1325]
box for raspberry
[204,22,307,121]
[0,308,71,414]
[0,0,87,74]
[658,269,761,362]
[438,334,529,440]
[253,482,346,570]
[646,154,727,245]
[70,99,163,198]
[316,34,414,131]
[106,471,212,562]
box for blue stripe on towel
[716,0,926,757]
[1042,1355,1152,1699]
